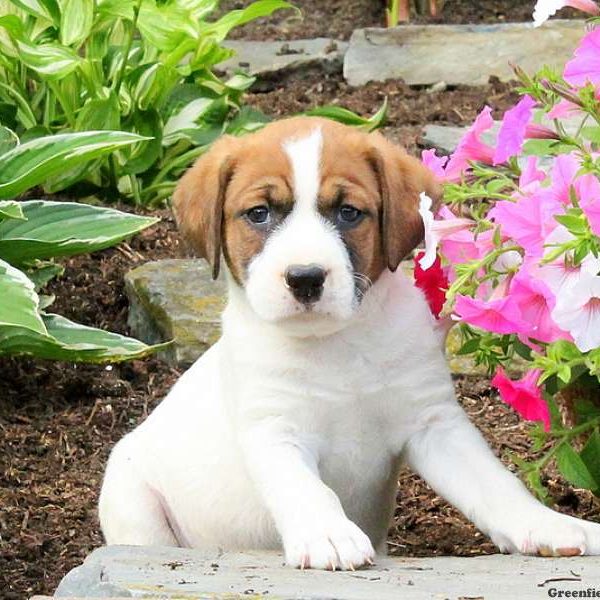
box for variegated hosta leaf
[0,200,158,264]
[0,130,148,199]
[0,257,47,334]
[0,200,25,220]
[0,126,19,156]
[59,0,94,47]
[17,40,81,78]
[0,313,167,362]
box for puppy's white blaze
[283,128,322,214]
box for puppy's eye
[246,205,270,224]
[338,204,362,224]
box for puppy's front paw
[490,508,600,556]
[283,516,375,571]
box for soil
[1,3,596,599]
[221,0,581,41]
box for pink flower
[547,153,579,204]
[519,156,546,190]
[445,106,495,180]
[582,196,600,236]
[534,0,599,28]
[509,273,571,344]
[494,96,537,165]
[552,273,600,351]
[575,172,600,238]
[491,367,550,431]
[418,194,474,270]
[414,252,449,319]
[489,191,562,257]
[525,123,559,140]
[547,99,581,120]
[454,294,529,335]
[421,148,450,180]
[564,28,600,87]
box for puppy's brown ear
[368,133,443,272]
[172,136,236,279]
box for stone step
[219,38,348,79]
[345,20,585,86]
[53,545,600,599]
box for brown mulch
[0,3,594,598]
[221,0,581,41]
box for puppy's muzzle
[285,264,326,304]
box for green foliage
[0,0,294,205]
[0,129,165,362]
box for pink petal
[564,28,600,87]
[454,294,529,335]
[492,367,550,431]
[494,95,537,165]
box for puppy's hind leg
[99,438,178,547]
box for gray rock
[55,545,600,599]
[125,259,226,367]
[220,38,348,78]
[345,20,585,86]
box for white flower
[417,193,475,271]
[418,192,437,270]
[552,273,600,352]
[535,226,600,296]
[533,0,600,27]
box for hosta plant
[0,0,292,205]
[0,127,164,362]
[415,3,600,501]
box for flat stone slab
[54,545,600,599]
[345,20,584,86]
[125,259,226,367]
[220,38,347,78]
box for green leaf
[10,0,60,24]
[75,93,120,131]
[0,82,36,130]
[0,130,147,199]
[580,430,600,489]
[556,443,599,491]
[199,0,295,43]
[0,200,158,264]
[0,312,167,362]
[17,41,81,78]
[456,337,480,355]
[305,99,388,132]
[26,262,64,290]
[59,0,94,47]
[0,126,19,156]
[122,109,162,175]
[0,200,25,220]
[138,2,197,53]
[581,126,600,145]
[0,258,46,334]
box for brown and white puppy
[99,117,600,570]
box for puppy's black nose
[285,264,326,304]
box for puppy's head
[173,117,441,335]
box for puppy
[99,117,600,569]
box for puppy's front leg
[241,418,375,570]
[405,405,600,556]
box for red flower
[414,252,449,319]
